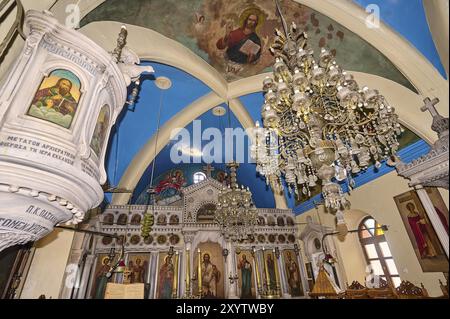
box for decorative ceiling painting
[81,0,415,91]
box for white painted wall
[20,229,74,299]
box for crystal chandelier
[253,1,402,231]
[216,162,258,241]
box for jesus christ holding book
[216,13,262,64]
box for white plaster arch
[112,70,440,205]
[192,232,226,254]
[423,0,449,77]
[79,22,228,98]
[112,92,221,204]
[58,0,448,111]
[70,8,446,208]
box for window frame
[358,216,401,287]
[193,171,206,184]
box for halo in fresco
[81,0,415,90]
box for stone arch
[267,216,276,226]
[102,213,114,225]
[196,203,217,224]
[130,213,141,225]
[116,213,128,225]
[277,216,285,226]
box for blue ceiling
[105,62,211,188]
[353,0,446,78]
[128,106,276,208]
[103,1,442,210]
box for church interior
[0,0,448,300]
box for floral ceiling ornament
[252,0,402,232]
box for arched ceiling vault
[52,0,448,108]
[46,0,448,208]
[300,0,448,103]
[109,67,433,206]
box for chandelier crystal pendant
[254,2,402,231]
[216,162,258,242]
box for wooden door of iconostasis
[193,242,225,298]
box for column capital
[182,231,196,243]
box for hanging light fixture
[215,102,258,241]
[140,77,169,238]
[254,0,402,230]
[216,162,258,241]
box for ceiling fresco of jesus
[81,0,415,91]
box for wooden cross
[420,97,440,118]
[203,164,215,177]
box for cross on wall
[420,97,440,118]
[202,164,215,177]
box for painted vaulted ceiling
[78,0,444,212]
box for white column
[76,255,95,299]
[58,251,81,299]
[252,256,261,299]
[278,251,291,298]
[149,251,159,299]
[415,185,449,257]
[256,250,265,297]
[296,250,310,296]
[226,241,238,299]
[185,242,192,298]
[178,251,185,298]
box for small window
[193,172,206,184]
[359,217,401,287]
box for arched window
[193,172,206,184]
[359,217,401,287]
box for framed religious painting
[125,253,150,284]
[394,188,448,272]
[90,104,110,158]
[156,252,176,299]
[27,69,81,129]
[283,250,304,297]
[262,250,278,293]
[90,253,119,299]
[236,250,256,299]
[193,242,225,298]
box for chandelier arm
[272,103,289,113]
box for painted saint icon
[237,253,253,298]
[201,253,221,298]
[157,255,174,299]
[394,189,448,272]
[284,251,304,296]
[27,69,81,129]
[90,105,110,157]
[93,256,111,299]
[216,7,263,65]
[127,254,149,284]
[265,253,277,291]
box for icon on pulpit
[27,69,81,129]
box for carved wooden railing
[439,279,448,298]
[395,280,428,299]
[0,0,25,60]
[344,281,368,299]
